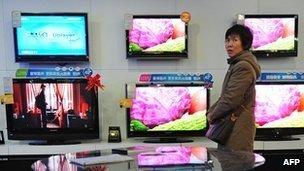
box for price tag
[1,94,14,105]
[119,98,132,108]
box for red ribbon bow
[86,74,105,92]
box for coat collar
[227,50,250,64]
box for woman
[207,24,261,152]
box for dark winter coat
[207,50,261,152]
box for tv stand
[29,140,81,145]
[143,137,194,143]
[255,135,300,141]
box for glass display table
[32,145,265,171]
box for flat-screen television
[254,81,304,140]
[13,13,89,62]
[6,78,99,145]
[237,14,298,57]
[126,15,188,59]
[126,83,209,143]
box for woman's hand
[207,112,214,124]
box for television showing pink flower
[255,83,304,128]
[126,15,188,59]
[239,14,298,57]
[130,85,208,132]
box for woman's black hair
[225,24,253,50]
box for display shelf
[7,140,98,155]
[253,141,264,150]
[260,135,304,150]
[4,137,216,155]
[263,140,304,150]
[0,144,9,155]
[1,137,302,156]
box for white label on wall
[3,77,13,94]
[12,11,21,28]
[236,14,245,25]
[124,13,133,30]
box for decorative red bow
[86,74,105,92]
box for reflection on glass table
[32,145,265,171]
[137,146,211,170]
[208,148,265,171]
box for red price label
[139,74,151,82]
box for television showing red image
[6,78,99,144]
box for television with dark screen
[254,81,304,140]
[6,78,99,145]
[237,14,298,57]
[126,83,209,143]
[13,13,89,62]
[126,15,188,59]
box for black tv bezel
[126,83,210,138]
[241,14,298,58]
[255,81,304,137]
[13,12,90,63]
[5,78,100,141]
[126,15,188,59]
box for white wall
[0,0,304,141]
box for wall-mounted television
[126,83,209,143]
[13,13,89,62]
[126,15,188,59]
[237,14,298,57]
[6,78,99,145]
[254,81,304,140]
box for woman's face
[225,34,244,58]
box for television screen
[127,83,209,141]
[238,14,298,57]
[126,15,188,59]
[6,78,99,144]
[137,146,208,167]
[13,13,89,62]
[254,81,304,140]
